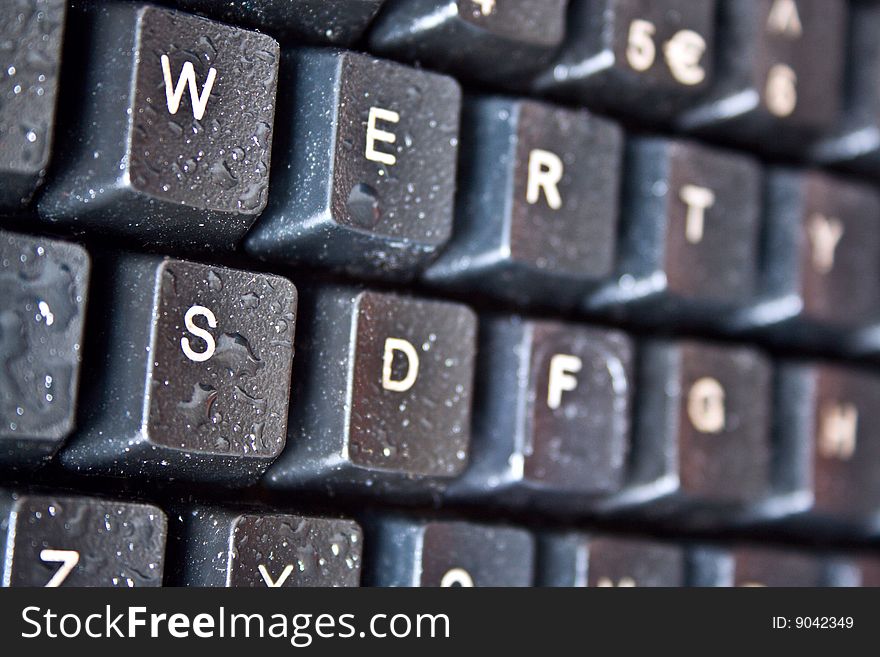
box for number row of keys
[3,493,877,587]
[4,229,880,536]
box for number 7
[40,549,80,587]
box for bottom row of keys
[1,492,876,587]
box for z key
[38,3,280,249]
[174,509,362,587]
[679,0,846,154]
[1,492,167,587]
[59,257,297,485]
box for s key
[38,3,280,249]
[60,257,297,485]
[245,50,461,280]
[265,288,476,499]
[0,492,166,587]
[368,518,534,587]
[1,231,89,467]
[534,0,716,123]
[679,0,846,154]
[174,509,362,587]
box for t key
[680,0,846,154]
[1,492,166,587]
[534,0,716,123]
[736,170,880,352]
[174,0,385,45]
[585,138,761,329]
[266,288,476,498]
[424,98,623,310]
[776,362,880,536]
[38,4,280,249]
[174,509,362,587]
[0,231,90,467]
[60,257,297,485]
[447,318,633,512]
[619,340,776,523]
[245,51,461,280]
[539,533,685,587]
[0,0,66,213]
[368,518,534,586]
[368,0,567,85]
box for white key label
[258,564,294,587]
[181,305,218,363]
[161,54,217,122]
[365,107,400,166]
[440,567,475,587]
[626,19,707,86]
[687,377,726,434]
[382,337,420,392]
[40,549,80,588]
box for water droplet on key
[347,183,380,229]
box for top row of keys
[2,0,879,237]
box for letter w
[161,54,217,121]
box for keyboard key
[812,2,880,175]
[266,288,476,498]
[60,257,297,485]
[447,318,632,511]
[368,0,567,85]
[424,98,623,309]
[776,362,880,534]
[38,4,280,249]
[368,518,534,586]
[174,510,362,587]
[0,231,90,467]
[679,0,846,153]
[174,0,385,45]
[539,533,685,587]
[0,492,166,587]
[245,51,460,280]
[620,340,774,520]
[585,138,761,328]
[534,0,716,122]
[694,546,830,586]
[736,170,880,349]
[0,0,66,213]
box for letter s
[181,305,217,363]
[22,606,42,638]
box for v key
[258,564,294,587]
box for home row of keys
[5,228,880,535]
[3,494,877,586]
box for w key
[266,288,476,499]
[174,510,362,587]
[38,4,280,249]
[245,51,461,280]
[1,492,166,587]
[60,257,297,485]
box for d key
[265,288,476,498]
[60,257,297,485]
[1,492,167,587]
[246,51,461,280]
[38,4,280,248]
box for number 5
[626,19,656,72]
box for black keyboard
[2,0,879,588]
